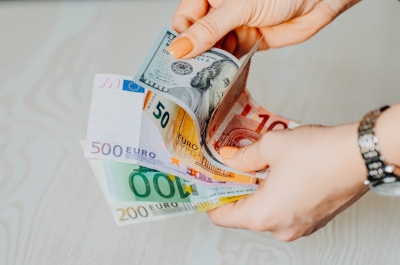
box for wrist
[346,122,369,184]
[375,104,400,173]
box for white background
[1,1,400,264]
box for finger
[207,190,264,230]
[213,36,226,49]
[221,31,238,55]
[168,0,245,59]
[258,4,337,49]
[201,5,236,53]
[231,25,266,58]
[219,133,275,172]
[231,3,342,57]
[172,0,209,33]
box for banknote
[204,90,300,166]
[107,196,244,226]
[85,154,195,225]
[144,92,260,184]
[100,159,256,202]
[82,143,245,225]
[133,26,264,176]
[143,89,300,183]
[84,73,146,164]
[84,73,258,187]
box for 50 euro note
[134,26,300,184]
[83,143,245,226]
[143,90,299,184]
[84,73,255,188]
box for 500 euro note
[134,26,300,184]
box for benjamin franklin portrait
[167,59,238,139]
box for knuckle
[258,131,278,159]
[238,145,251,164]
[273,230,299,242]
[195,16,221,42]
[248,210,273,232]
[249,218,267,232]
[207,211,223,227]
[319,3,340,18]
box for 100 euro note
[82,141,245,226]
[101,159,256,203]
[84,73,256,188]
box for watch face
[372,181,400,196]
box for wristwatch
[358,106,400,196]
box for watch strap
[358,106,399,185]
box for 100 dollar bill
[134,26,266,177]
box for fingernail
[220,146,239,159]
[168,37,193,59]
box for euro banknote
[98,159,256,203]
[106,196,244,226]
[83,145,246,225]
[84,73,257,187]
[143,90,299,184]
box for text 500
[90,142,157,159]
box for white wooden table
[1,1,400,264]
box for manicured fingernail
[220,146,239,159]
[168,37,193,59]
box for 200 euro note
[84,73,257,187]
[83,146,245,226]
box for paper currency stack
[83,26,299,226]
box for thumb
[168,0,245,59]
[219,135,272,172]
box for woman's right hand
[169,0,360,59]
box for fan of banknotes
[83,26,300,226]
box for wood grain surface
[1,1,399,264]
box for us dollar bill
[133,26,273,177]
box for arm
[206,103,400,241]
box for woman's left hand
[208,123,368,241]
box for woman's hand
[208,123,368,241]
[169,0,360,59]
